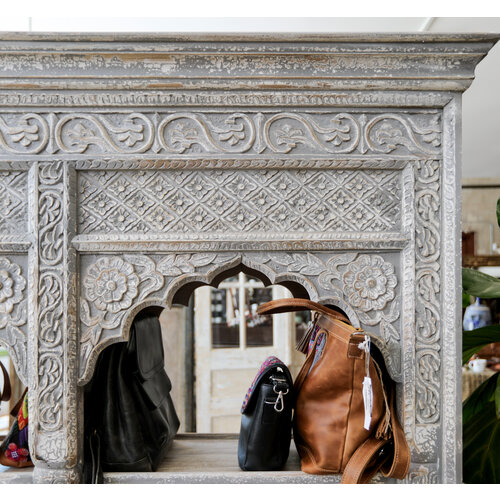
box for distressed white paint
[0,33,497,484]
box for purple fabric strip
[241,356,284,413]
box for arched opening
[83,259,360,437]
[160,268,314,434]
[170,261,311,307]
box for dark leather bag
[0,360,11,406]
[238,356,293,471]
[83,308,180,483]
[257,299,411,484]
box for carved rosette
[80,254,163,376]
[342,254,397,312]
[414,160,441,425]
[84,257,140,313]
[0,256,27,383]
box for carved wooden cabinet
[0,33,498,484]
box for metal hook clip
[272,385,289,412]
[274,391,285,412]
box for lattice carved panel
[78,168,403,235]
[0,170,28,235]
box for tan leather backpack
[257,298,410,484]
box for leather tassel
[295,316,318,355]
[373,360,392,440]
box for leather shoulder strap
[341,437,389,484]
[341,386,410,483]
[0,360,11,403]
[257,298,349,323]
[380,391,411,480]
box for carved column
[28,161,81,483]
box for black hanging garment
[83,308,180,483]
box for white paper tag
[362,376,373,430]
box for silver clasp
[272,385,289,412]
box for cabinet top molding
[0,32,499,43]
[0,32,498,93]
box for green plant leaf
[496,375,500,418]
[463,325,500,364]
[462,292,472,309]
[463,372,499,424]
[463,398,500,483]
[463,268,500,299]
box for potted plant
[462,197,500,483]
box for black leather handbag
[83,307,180,483]
[238,356,293,471]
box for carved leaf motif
[189,254,217,268]
[268,254,295,267]
[4,324,26,373]
[218,128,245,146]
[117,129,143,147]
[380,319,400,343]
[101,310,129,330]
[324,118,351,146]
[157,253,237,275]
[116,118,144,147]
[124,254,156,274]
[357,310,382,326]
[10,121,39,146]
[275,125,307,151]
[319,253,357,290]
[157,254,209,276]
[80,299,94,327]
[213,253,240,264]
[245,254,271,265]
[277,253,325,275]
[171,124,198,150]
[68,123,97,146]
[80,324,103,346]
[157,255,187,276]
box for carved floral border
[78,251,401,384]
[0,111,441,156]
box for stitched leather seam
[319,318,354,334]
[340,355,356,470]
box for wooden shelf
[104,434,342,484]
[2,434,380,483]
[463,255,500,268]
[0,464,33,484]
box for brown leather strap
[341,437,390,484]
[341,385,411,483]
[257,298,350,323]
[0,360,11,403]
[380,390,411,480]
